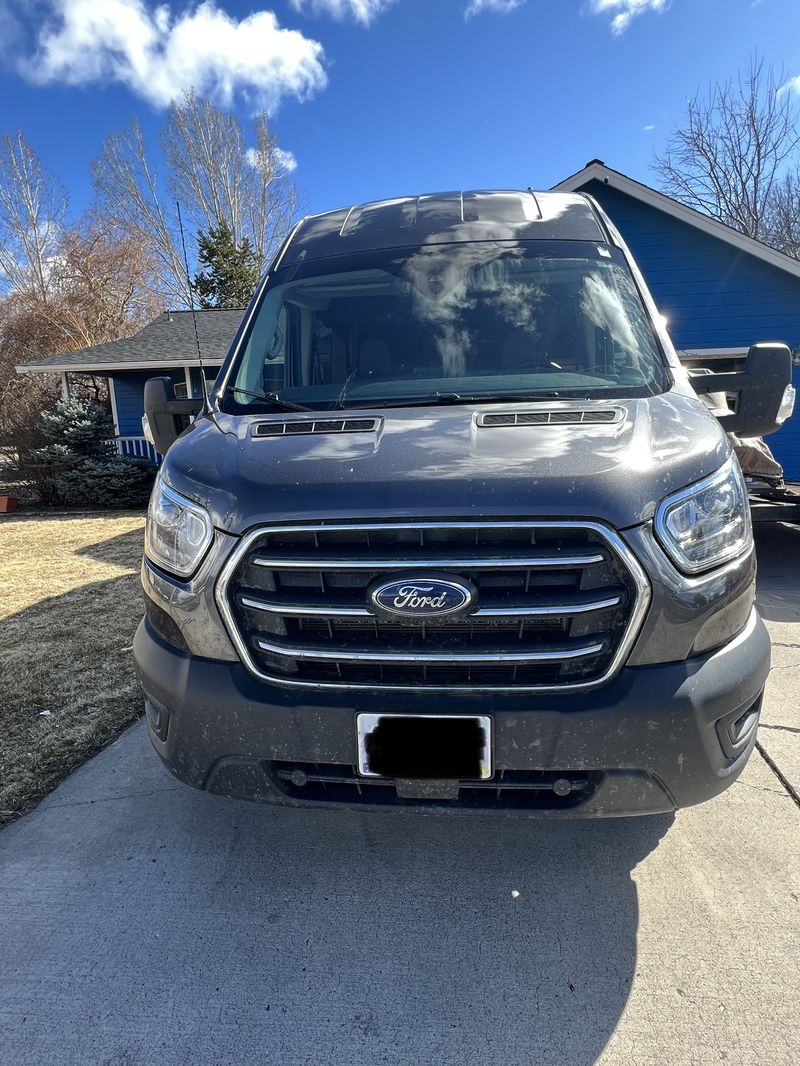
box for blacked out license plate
[356,713,493,780]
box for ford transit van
[135,190,793,816]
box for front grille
[217,520,650,691]
[269,761,600,810]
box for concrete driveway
[2,526,800,1066]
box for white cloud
[273,146,298,172]
[465,0,525,15]
[15,0,326,111]
[784,75,800,95]
[643,123,655,131]
[289,0,396,24]
[245,145,298,172]
[588,0,668,34]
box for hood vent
[478,409,622,428]
[253,417,381,439]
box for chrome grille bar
[241,520,603,533]
[252,552,606,570]
[240,596,373,617]
[239,592,622,618]
[474,594,622,617]
[255,637,606,664]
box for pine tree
[193,221,260,309]
[16,399,154,506]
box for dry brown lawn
[0,512,146,826]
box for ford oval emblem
[369,574,477,619]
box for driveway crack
[756,741,800,811]
[735,780,791,798]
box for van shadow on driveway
[0,723,672,1066]
[754,521,800,622]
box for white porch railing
[116,436,161,464]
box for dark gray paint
[623,525,756,665]
[283,190,606,267]
[164,390,730,535]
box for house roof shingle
[16,308,244,373]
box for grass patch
[0,512,147,826]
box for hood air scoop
[478,409,622,427]
[253,417,382,439]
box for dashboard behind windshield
[221,240,669,412]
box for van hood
[163,391,730,535]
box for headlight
[145,474,213,578]
[655,455,752,574]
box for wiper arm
[367,391,571,409]
[434,391,571,403]
[336,367,359,409]
[225,385,313,412]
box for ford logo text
[369,575,477,618]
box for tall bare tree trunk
[0,132,68,300]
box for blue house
[17,163,800,475]
[17,308,244,463]
[555,161,800,476]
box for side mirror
[690,342,795,438]
[143,377,204,455]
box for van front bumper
[134,608,770,818]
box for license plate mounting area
[356,713,492,783]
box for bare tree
[0,133,167,477]
[164,95,299,267]
[93,92,300,304]
[764,168,800,259]
[0,219,163,451]
[53,222,164,348]
[655,57,799,242]
[91,119,187,305]
[0,132,68,300]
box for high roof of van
[277,190,606,268]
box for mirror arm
[691,372,753,395]
[165,398,204,416]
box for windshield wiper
[224,385,313,412]
[365,391,579,409]
[227,385,593,415]
[335,367,359,409]
[437,391,566,403]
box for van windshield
[222,240,669,412]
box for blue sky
[0,0,797,218]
